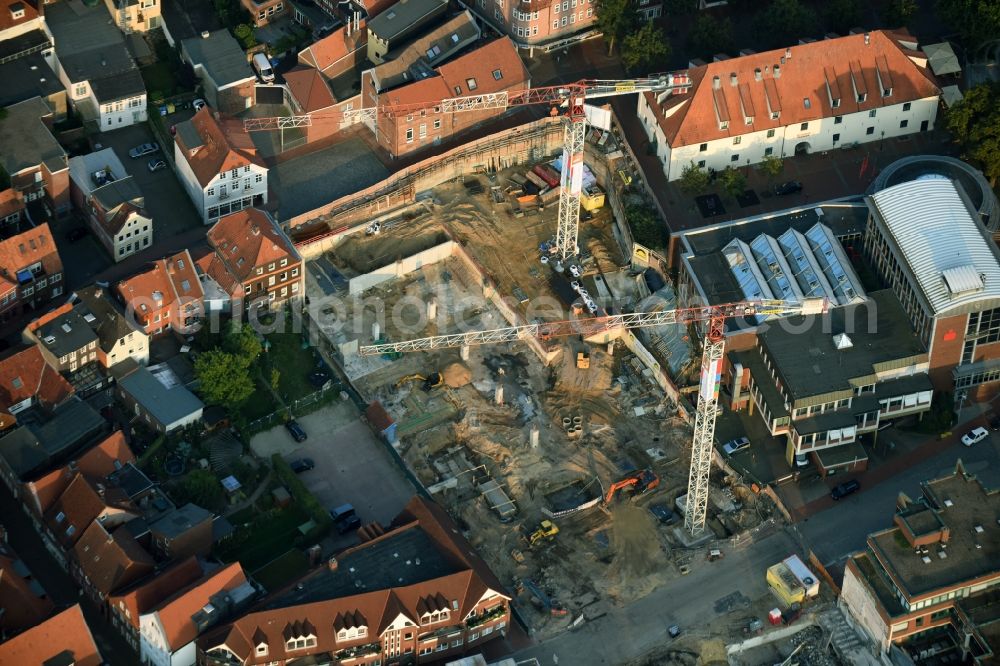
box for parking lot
[248,401,417,529]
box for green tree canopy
[234,23,256,49]
[625,203,666,249]
[594,0,637,54]
[224,323,263,363]
[937,0,1000,48]
[753,0,817,50]
[946,83,1000,185]
[679,161,711,194]
[195,349,256,406]
[621,22,671,73]
[719,166,747,198]
[687,14,734,60]
[760,154,784,179]
[884,0,918,25]
[174,469,226,510]
[823,0,861,35]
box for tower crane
[243,75,690,260]
[358,297,827,536]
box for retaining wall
[347,240,456,295]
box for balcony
[334,641,381,661]
[466,604,507,629]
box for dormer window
[831,98,840,109]
[882,87,892,98]
[770,111,779,120]
[857,92,867,103]
[11,7,25,19]
[719,120,729,130]
[744,116,752,126]
[255,644,268,657]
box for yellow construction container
[581,185,605,212]
[767,562,806,607]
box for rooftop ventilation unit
[833,333,853,350]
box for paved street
[0,487,136,665]
[501,529,801,665]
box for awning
[922,42,962,76]
[941,85,964,108]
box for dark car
[830,479,860,500]
[289,458,314,473]
[330,504,361,534]
[337,514,362,534]
[65,227,89,242]
[128,142,159,159]
[648,503,677,525]
[284,419,307,442]
[308,370,330,388]
[773,180,803,196]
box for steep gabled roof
[0,541,55,636]
[0,604,102,666]
[0,222,64,301]
[298,21,368,75]
[284,65,338,113]
[643,30,941,148]
[153,562,248,649]
[28,430,134,515]
[174,108,263,188]
[109,556,206,632]
[205,208,297,284]
[72,521,155,596]
[0,344,74,413]
[116,249,204,321]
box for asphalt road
[798,434,1000,566]
[508,529,800,665]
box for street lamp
[955,390,968,424]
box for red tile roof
[362,0,395,18]
[284,65,338,113]
[299,21,367,75]
[0,0,39,33]
[116,249,205,325]
[72,521,155,596]
[205,208,298,285]
[175,108,263,188]
[0,541,55,636]
[0,222,63,302]
[644,30,941,147]
[199,497,508,663]
[153,562,248,649]
[45,473,136,548]
[109,556,204,632]
[0,344,74,414]
[0,604,103,666]
[28,431,135,517]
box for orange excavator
[604,469,660,504]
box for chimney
[864,32,870,45]
[754,68,762,81]
[327,557,339,572]
[774,65,781,78]
[729,72,737,87]
[785,48,791,60]
[712,75,720,89]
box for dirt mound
[602,502,670,602]
[442,362,472,388]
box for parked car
[962,426,989,447]
[773,180,803,196]
[722,436,751,456]
[337,514,362,534]
[289,458,314,473]
[192,98,206,111]
[330,504,362,534]
[147,158,167,173]
[990,415,1000,431]
[65,227,89,242]
[648,503,676,525]
[830,479,860,500]
[284,419,307,442]
[329,503,356,523]
[128,142,159,159]
[568,264,582,278]
[793,452,810,468]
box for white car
[962,426,989,447]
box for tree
[195,350,256,406]
[664,0,698,13]
[936,0,1000,49]
[760,155,784,180]
[946,83,1000,185]
[625,203,666,249]
[678,161,711,194]
[753,0,817,50]
[174,469,225,510]
[823,0,860,35]
[270,368,281,392]
[687,14,734,60]
[594,0,637,55]
[621,23,671,73]
[234,23,256,49]
[719,167,747,198]
[884,0,918,25]
[224,324,262,363]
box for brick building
[467,0,597,46]
[864,178,1000,402]
[366,37,530,158]
[298,20,368,80]
[179,30,256,115]
[199,496,511,666]
[199,208,303,313]
[365,0,447,64]
[0,222,65,325]
[0,97,70,219]
[840,461,999,662]
[0,604,104,666]
[115,249,205,337]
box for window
[466,78,478,90]
[731,154,739,162]
[832,98,840,108]
[732,136,741,145]
[766,129,775,138]
[869,109,877,118]
[469,632,479,641]
[552,20,558,28]
[719,120,728,129]
[492,69,503,81]
[834,115,843,125]
[699,143,707,152]
[857,92,867,103]
[800,122,808,131]
[256,644,268,656]
[74,83,87,96]
[585,8,591,16]
[207,187,215,196]
[291,267,299,277]
[570,13,575,22]
[832,133,840,142]
[899,119,908,129]
[697,160,705,168]
[256,267,263,275]
[803,98,811,109]
[419,123,427,139]
[561,16,567,25]
[55,511,65,523]
[866,127,875,135]
[903,102,911,112]
[764,147,773,156]
[406,128,414,143]
[770,111,779,120]
[433,119,441,129]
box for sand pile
[442,362,472,388]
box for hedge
[271,454,333,541]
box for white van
[252,53,275,83]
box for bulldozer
[393,373,444,391]
[604,469,660,504]
[522,520,559,547]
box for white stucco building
[637,30,942,181]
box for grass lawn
[217,504,309,570]
[140,62,178,99]
[252,548,309,591]
[266,332,318,402]
[240,379,278,422]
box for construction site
[297,100,800,643]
